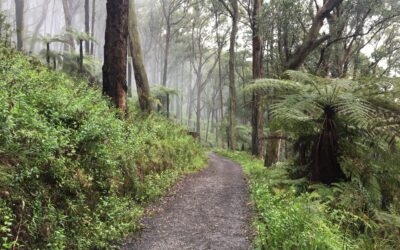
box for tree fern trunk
[311,107,345,184]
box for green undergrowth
[216,150,400,250]
[0,46,206,249]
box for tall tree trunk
[15,0,24,51]
[127,57,132,98]
[128,0,152,113]
[251,0,264,158]
[29,3,48,52]
[227,0,238,150]
[162,25,171,117]
[62,0,75,51]
[215,11,225,148]
[79,39,84,73]
[196,76,202,139]
[102,0,129,114]
[206,107,211,142]
[90,0,96,55]
[84,0,90,54]
[46,42,50,67]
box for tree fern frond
[242,78,300,97]
[151,85,180,97]
[270,92,322,124]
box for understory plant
[0,45,205,249]
[239,70,400,249]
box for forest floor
[121,153,251,250]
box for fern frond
[242,78,300,97]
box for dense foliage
[235,70,400,249]
[217,148,400,249]
[0,46,205,249]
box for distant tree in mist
[14,0,24,51]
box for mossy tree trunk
[128,0,151,113]
[251,0,264,158]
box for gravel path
[121,153,251,250]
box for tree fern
[249,70,400,184]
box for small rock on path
[121,153,251,250]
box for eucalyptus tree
[84,0,90,54]
[189,0,220,139]
[102,0,129,114]
[313,0,400,78]
[29,2,49,52]
[62,0,75,51]
[211,1,229,146]
[250,0,264,157]
[160,0,190,117]
[129,0,151,112]
[90,0,96,55]
[219,0,239,150]
[14,0,24,51]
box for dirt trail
[121,153,251,250]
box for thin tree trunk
[196,78,201,139]
[84,0,90,54]
[128,0,151,112]
[206,107,211,142]
[127,57,132,98]
[227,0,238,150]
[251,0,264,158]
[90,0,96,55]
[79,39,84,73]
[29,3,48,52]
[15,0,24,51]
[162,25,171,117]
[102,0,129,114]
[46,42,50,67]
[215,12,225,148]
[62,0,75,51]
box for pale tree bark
[160,0,188,117]
[127,56,132,98]
[102,0,129,114]
[129,0,152,113]
[90,0,96,55]
[251,0,264,158]
[84,0,90,54]
[62,0,75,51]
[15,0,24,51]
[29,3,48,52]
[190,6,220,140]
